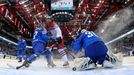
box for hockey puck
[72,67,76,71]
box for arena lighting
[0,3,6,6]
[23,2,34,8]
[125,0,130,4]
[0,36,32,48]
[97,3,100,6]
[99,0,102,3]
[26,9,30,12]
[106,29,134,45]
[51,12,73,17]
[40,2,42,5]
[78,0,84,7]
[125,2,127,4]
[94,6,99,8]
[30,14,32,17]
[19,0,28,4]
[23,5,28,7]
[82,12,86,17]
[92,14,95,16]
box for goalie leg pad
[72,57,96,71]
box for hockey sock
[44,50,54,64]
[58,49,68,63]
[18,55,22,62]
[23,55,27,61]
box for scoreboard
[51,0,75,10]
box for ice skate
[47,63,56,68]
[18,60,22,62]
[63,62,69,67]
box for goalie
[71,29,119,71]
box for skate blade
[103,67,113,69]
[63,64,70,68]
[47,65,56,68]
[81,67,96,71]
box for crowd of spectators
[0,42,17,56]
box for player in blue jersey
[17,35,27,62]
[71,29,115,71]
[17,22,56,69]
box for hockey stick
[16,63,26,69]
[65,49,76,59]
[16,61,30,69]
[65,46,85,59]
[64,26,82,59]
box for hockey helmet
[81,29,87,33]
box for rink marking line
[0,58,17,61]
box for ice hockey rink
[0,0,134,75]
[0,56,134,75]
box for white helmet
[81,29,87,33]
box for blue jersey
[17,39,27,50]
[71,31,102,53]
[27,28,52,62]
[32,28,51,44]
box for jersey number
[33,31,38,39]
[85,31,94,38]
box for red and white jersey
[49,21,63,38]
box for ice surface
[0,56,134,75]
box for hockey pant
[85,41,108,64]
